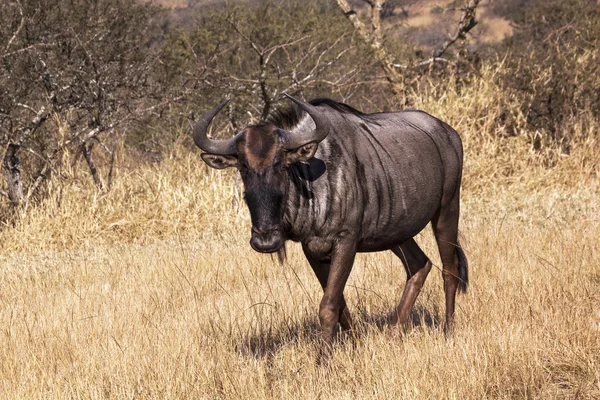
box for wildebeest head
[193,95,329,254]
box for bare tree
[168,1,369,127]
[335,0,405,99]
[334,0,481,103]
[1,0,169,205]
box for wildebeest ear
[285,141,318,164]
[201,153,238,169]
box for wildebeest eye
[273,159,286,171]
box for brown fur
[240,126,280,170]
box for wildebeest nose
[252,225,280,235]
[250,225,283,253]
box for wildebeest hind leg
[302,246,353,332]
[390,239,432,328]
[431,193,462,336]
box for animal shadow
[358,304,442,333]
[235,305,442,360]
[235,318,321,360]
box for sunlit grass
[0,65,599,398]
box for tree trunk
[3,144,24,207]
[81,142,104,191]
[334,0,406,102]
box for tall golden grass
[0,65,599,398]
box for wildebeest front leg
[302,245,353,332]
[317,239,356,363]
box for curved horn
[193,99,238,155]
[280,94,330,150]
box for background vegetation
[0,0,598,398]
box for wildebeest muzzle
[250,225,283,253]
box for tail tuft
[457,244,469,293]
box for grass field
[1,72,599,398]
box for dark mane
[266,98,373,130]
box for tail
[456,243,469,293]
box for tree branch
[335,0,404,100]
[25,162,51,202]
[3,0,25,56]
[80,141,104,191]
[433,0,481,59]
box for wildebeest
[193,95,468,361]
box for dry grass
[1,66,599,398]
